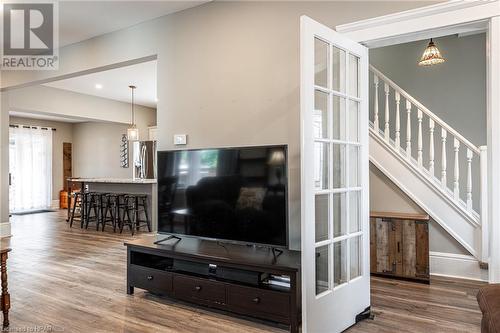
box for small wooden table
[0,247,11,328]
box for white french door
[300,16,369,333]
[9,126,53,213]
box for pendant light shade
[127,127,139,142]
[127,85,139,141]
[418,38,445,66]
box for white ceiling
[44,60,157,108]
[59,1,208,47]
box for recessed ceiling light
[95,84,103,89]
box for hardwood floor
[5,210,484,332]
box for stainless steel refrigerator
[132,141,157,180]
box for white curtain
[9,126,53,213]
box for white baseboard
[430,251,488,282]
[51,200,60,209]
[0,222,11,238]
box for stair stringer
[370,128,481,258]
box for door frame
[335,1,500,283]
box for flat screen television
[157,145,288,247]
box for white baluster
[395,92,401,148]
[453,138,460,199]
[417,110,423,167]
[441,129,447,187]
[384,83,390,141]
[374,75,379,131]
[466,148,473,212]
[429,119,435,175]
[406,100,411,158]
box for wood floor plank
[5,210,485,332]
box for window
[9,126,53,213]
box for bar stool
[85,192,103,230]
[120,194,151,235]
[120,195,136,235]
[69,191,85,228]
[102,193,122,232]
[134,194,151,233]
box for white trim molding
[488,16,500,283]
[0,222,11,238]
[430,251,488,282]
[336,1,500,48]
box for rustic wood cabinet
[370,211,430,283]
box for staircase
[369,65,488,261]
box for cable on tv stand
[154,235,182,245]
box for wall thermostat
[174,134,187,145]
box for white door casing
[300,16,370,333]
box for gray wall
[370,33,486,146]
[369,34,486,212]
[156,1,435,250]
[73,122,131,179]
[0,1,437,244]
[72,109,156,179]
[9,117,73,201]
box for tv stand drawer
[129,265,173,294]
[227,284,290,321]
[173,275,226,305]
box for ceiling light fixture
[418,38,445,66]
[127,85,139,141]
[95,83,103,89]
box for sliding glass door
[9,126,53,213]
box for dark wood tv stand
[125,236,301,333]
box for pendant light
[418,38,445,66]
[127,85,139,141]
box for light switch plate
[174,134,187,145]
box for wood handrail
[370,65,480,155]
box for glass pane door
[301,15,369,333]
[313,36,362,296]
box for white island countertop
[67,178,157,184]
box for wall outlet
[174,134,187,145]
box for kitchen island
[66,178,157,231]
